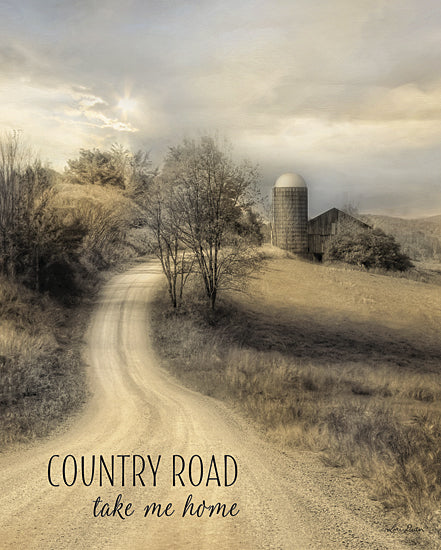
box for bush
[324,227,413,271]
[0,277,86,446]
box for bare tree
[160,136,261,309]
[0,131,26,277]
[341,201,360,218]
[145,180,194,308]
[0,131,55,283]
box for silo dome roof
[274,173,306,188]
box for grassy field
[151,251,441,529]
[0,277,87,448]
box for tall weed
[151,284,441,529]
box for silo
[272,173,308,254]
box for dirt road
[0,262,418,549]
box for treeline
[363,214,441,263]
[0,131,263,444]
[0,132,156,444]
[0,132,263,308]
[0,132,155,302]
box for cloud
[0,0,441,215]
[62,90,139,132]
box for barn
[271,173,371,258]
[308,207,371,259]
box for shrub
[324,227,413,271]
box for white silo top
[274,173,306,188]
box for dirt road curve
[0,262,417,549]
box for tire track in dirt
[0,261,419,549]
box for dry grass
[151,255,441,530]
[0,276,87,447]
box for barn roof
[308,207,370,229]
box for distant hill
[362,214,441,262]
[423,214,441,224]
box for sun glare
[117,97,137,112]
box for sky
[1,0,441,218]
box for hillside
[152,254,441,540]
[363,213,441,262]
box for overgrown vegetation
[0,131,154,446]
[0,132,150,301]
[324,224,413,271]
[0,276,86,446]
[64,143,154,196]
[0,130,264,445]
[151,255,441,534]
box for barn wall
[308,234,326,254]
[307,208,370,255]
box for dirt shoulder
[150,257,441,547]
[1,261,431,549]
